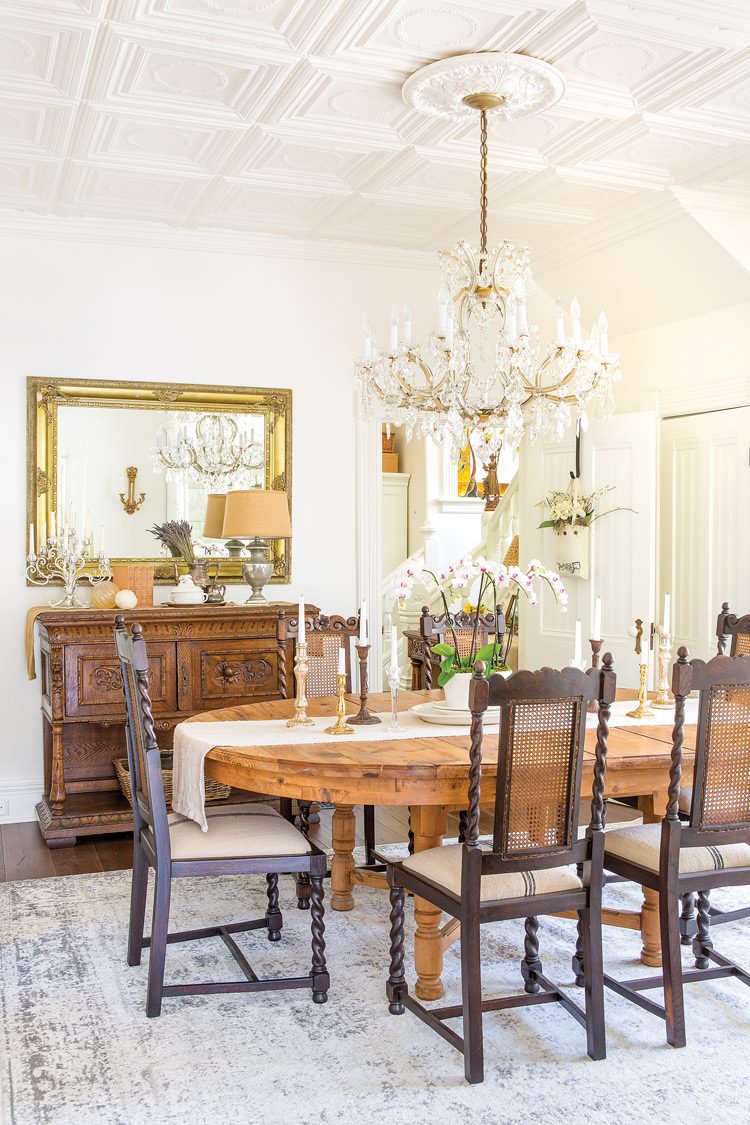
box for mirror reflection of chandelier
[355,53,621,454]
[152,413,264,490]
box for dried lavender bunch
[148,520,195,564]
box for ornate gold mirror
[27,377,292,585]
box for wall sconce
[119,466,146,515]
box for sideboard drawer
[64,642,178,718]
[184,638,280,710]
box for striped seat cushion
[604,822,750,874]
[400,843,581,901]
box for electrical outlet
[0,799,8,817]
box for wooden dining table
[189,688,694,1002]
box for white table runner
[172,698,698,830]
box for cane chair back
[716,603,750,657]
[676,651,750,834]
[277,612,359,699]
[114,615,169,839]
[419,607,506,690]
[467,663,611,873]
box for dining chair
[409,605,508,691]
[679,601,750,942]
[114,616,329,1017]
[386,657,616,1084]
[602,647,750,1047]
[276,611,377,894]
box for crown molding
[0,211,437,268]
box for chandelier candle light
[355,53,621,453]
[27,511,112,608]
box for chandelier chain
[479,109,488,261]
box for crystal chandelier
[152,413,263,490]
[355,53,621,454]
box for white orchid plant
[390,555,567,686]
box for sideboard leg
[638,791,666,967]
[412,804,449,1001]
[331,804,356,911]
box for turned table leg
[331,803,356,912]
[638,792,667,967]
[412,804,449,1001]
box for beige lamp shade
[202,493,227,538]
[222,490,292,539]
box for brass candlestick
[627,661,655,719]
[587,638,603,713]
[349,643,381,726]
[287,638,314,728]
[325,672,354,735]
[653,631,673,709]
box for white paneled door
[518,411,658,688]
[660,407,750,662]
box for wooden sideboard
[34,602,317,848]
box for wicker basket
[114,752,231,810]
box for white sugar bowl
[170,575,207,605]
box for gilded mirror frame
[26,376,292,585]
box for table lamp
[222,489,292,603]
[202,493,245,557]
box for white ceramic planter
[553,523,590,580]
[442,672,473,710]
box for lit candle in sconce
[389,308,399,353]
[597,310,609,355]
[570,297,582,345]
[402,305,412,348]
[337,644,346,677]
[556,299,565,345]
[359,599,367,645]
[592,596,602,641]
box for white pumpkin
[114,588,138,610]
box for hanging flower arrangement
[537,480,633,580]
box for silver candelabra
[27,529,112,608]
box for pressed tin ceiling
[0,0,749,328]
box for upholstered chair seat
[401,842,582,901]
[167,807,312,862]
[604,822,750,875]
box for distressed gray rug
[2,869,750,1124]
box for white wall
[1,233,436,818]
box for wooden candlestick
[325,672,354,735]
[587,638,603,713]
[349,643,382,726]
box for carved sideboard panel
[34,602,316,847]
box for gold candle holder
[627,660,655,719]
[653,631,673,709]
[349,643,382,726]
[287,638,315,728]
[325,672,354,735]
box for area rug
[2,870,750,1125]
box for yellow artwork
[456,430,478,497]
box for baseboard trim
[0,778,44,824]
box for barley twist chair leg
[387,885,407,1014]
[458,810,468,843]
[310,876,329,1004]
[521,915,542,994]
[572,909,585,987]
[266,872,282,942]
[679,891,696,946]
[296,803,312,910]
[693,889,713,970]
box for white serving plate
[410,702,501,727]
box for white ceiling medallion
[152,60,229,96]
[574,41,656,79]
[401,52,565,120]
[394,7,480,51]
